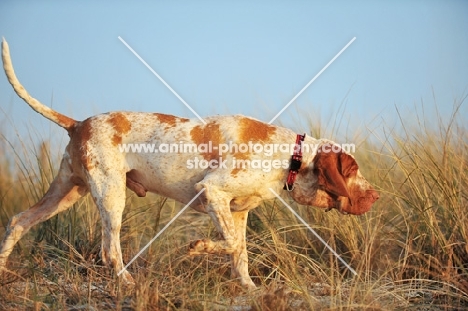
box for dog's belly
[124,151,280,212]
[125,153,203,198]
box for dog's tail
[2,38,77,131]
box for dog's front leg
[188,184,255,289]
[230,210,256,289]
[189,184,238,254]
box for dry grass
[1,100,467,310]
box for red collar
[284,133,306,191]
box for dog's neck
[286,138,333,208]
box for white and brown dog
[0,39,378,289]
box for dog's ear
[313,148,358,198]
[339,152,359,178]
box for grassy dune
[0,102,467,310]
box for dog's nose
[367,189,379,202]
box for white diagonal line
[118,188,206,276]
[268,37,356,124]
[268,188,358,276]
[118,36,206,124]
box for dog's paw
[119,270,135,286]
[188,239,214,255]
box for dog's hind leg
[86,168,134,284]
[0,156,88,270]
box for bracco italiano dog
[0,39,378,289]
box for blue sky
[0,1,467,144]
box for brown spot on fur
[155,113,190,129]
[230,117,275,176]
[230,168,240,176]
[112,135,122,146]
[238,117,276,144]
[230,159,248,176]
[108,113,132,146]
[71,119,95,171]
[109,113,132,133]
[190,121,222,161]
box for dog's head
[292,144,379,215]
